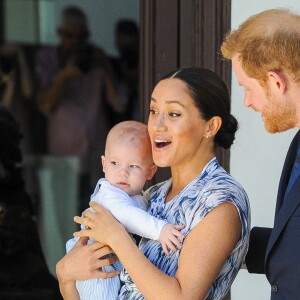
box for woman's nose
[151,114,167,131]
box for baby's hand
[159,223,185,256]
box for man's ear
[146,164,157,180]
[267,71,287,94]
[101,155,106,173]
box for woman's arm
[56,237,120,300]
[75,201,241,300]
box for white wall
[4,0,139,56]
[4,0,40,43]
[53,0,139,56]
[230,1,300,299]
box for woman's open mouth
[154,139,172,148]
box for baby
[66,120,184,300]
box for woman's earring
[206,134,210,139]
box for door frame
[139,0,232,183]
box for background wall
[230,1,300,299]
[4,0,139,56]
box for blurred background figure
[0,104,62,299]
[35,5,125,212]
[108,19,139,126]
[0,43,33,154]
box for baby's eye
[169,112,181,117]
[130,165,139,169]
[110,161,118,166]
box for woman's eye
[169,112,181,117]
[149,109,157,115]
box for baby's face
[102,141,156,196]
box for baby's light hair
[108,120,149,143]
[105,121,153,162]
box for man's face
[232,54,297,133]
[57,21,87,51]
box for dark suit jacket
[246,130,300,299]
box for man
[108,19,139,125]
[221,8,300,299]
[36,6,125,212]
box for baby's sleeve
[96,183,167,241]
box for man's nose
[244,94,252,107]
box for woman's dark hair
[161,67,238,149]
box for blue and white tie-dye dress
[118,157,250,300]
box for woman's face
[148,78,209,168]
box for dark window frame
[139,0,232,184]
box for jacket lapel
[274,133,299,216]
[265,130,300,260]
[266,178,300,259]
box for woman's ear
[267,71,287,94]
[101,155,106,173]
[146,164,157,180]
[205,116,222,138]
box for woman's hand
[56,236,119,283]
[73,201,127,246]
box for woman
[56,67,250,300]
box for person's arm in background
[245,227,272,273]
[35,50,81,116]
[0,44,32,106]
[17,46,33,100]
[1,75,14,106]
[95,47,128,114]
